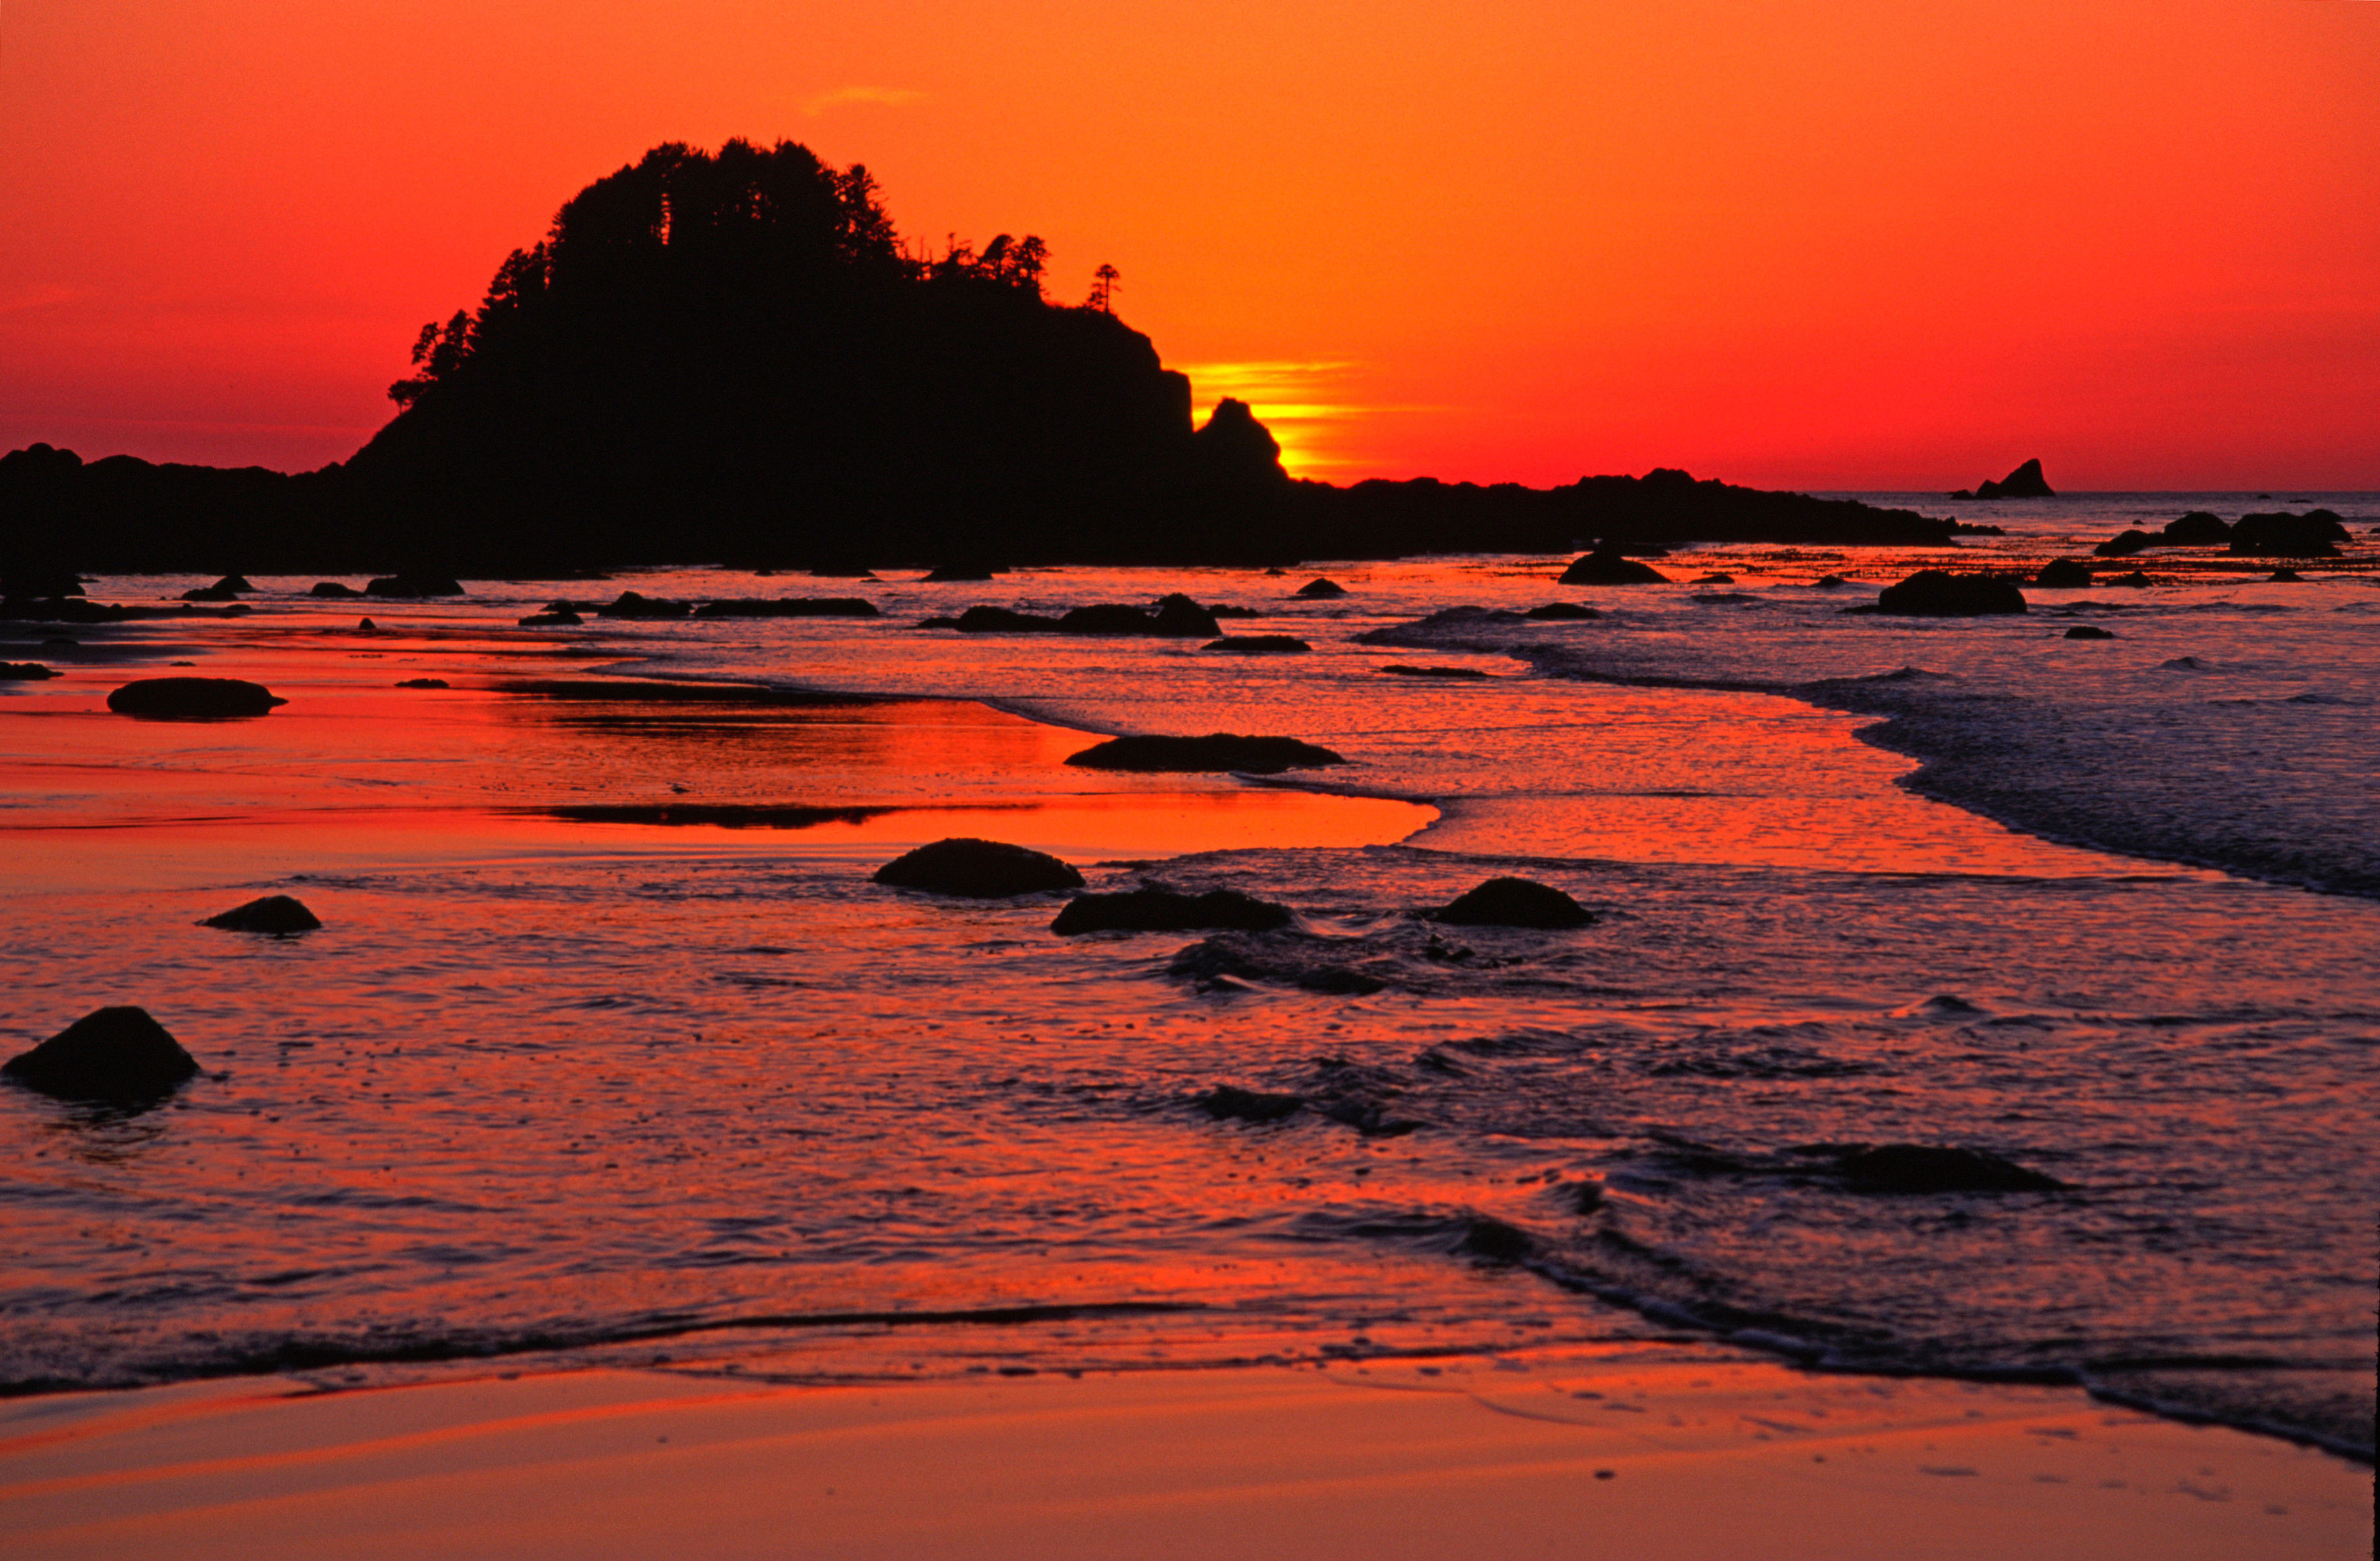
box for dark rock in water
[1559,545,1669,585]
[871,837,1083,898]
[1872,571,2027,616]
[1524,602,1600,620]
[364,574,465,597]
[2063,625,2116,640]
[356,618,377,631]
[951,605,1064,633]
[0,661,57,680]
[1834,1143,2063,1194]
[2230,511,2347,558]
[1460,1216,1535,1264]
[1811,574,1848,588]
[1168,935,1388,997]
[2162,511,2230,544]
[3,1006,199,1102]
[518,610,582,626]
[1692,572,1735,584]
[1051,887,1293,936]
[201,894,322,933]
[2033,558,2094,588]
[1207,604,1261,619]
[181,574,250,600]
[1150,594,1223,638]
[2092,529,2155,558]
[2268,569,2304,583]
[597,591,692,618]
[1065,734,1346,773]
[692,597,878,618]
[1691,592,1758,605]
[1430,877,1593,929]
[1971,458,2055,500]
[309,581,363,597]
[2161,655,2214,672]
[1294,577,1347,599]
[2101,569,2153,589]
[1197,1084,1303,1123]
[107,677,285,718]
[395,677,449,689]
[923,563,997,583]
[1379,664,1488,679]
[1202,635,1311,654]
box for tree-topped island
[2,139,1959,576]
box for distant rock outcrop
[2,1006,200,1102]
[107,677,286,718]
[1064,734,1347,773]
[201,895,322,933]
[1955,459,2055,501]
[1869,571,2027,617]
[871,838,1084,898]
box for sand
[2,1347,2366,1560]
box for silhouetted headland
[7,139,1971,580]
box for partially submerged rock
[1379,664,1488,679]
[1294,578,1347,599]
[2162,511,2230,545]
[1833,1143,2063,1194]
[2033,559,2093,589]
[309,581,363,597]
[596,591,692,618]
[2063,625,2116,640]
[0,661,56,680]
[518,610,583,626]
[2,1006,200,1102]
[1429,877,1593,928]
[2092,529,2154,559]
[1559,546,1669,585]
[871,838,1084,898]
[1052,887,1294,936]
[1197,1084,1303,1123]
[1523,602,1600,620]
[1202,635,1310,654]
[2231,511,2347,558]
[1871,571,2026,616]
[180,574,251,601]
[201,894,322,933]
[107,677,286,718]
[923,563,997,582]
[1065,734,1346,774]
[395,677,449,689]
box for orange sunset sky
[3,0,2375,488]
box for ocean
[2,491,2373,1460]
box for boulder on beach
[2,1006,200,1102]
[1968,459,2055,501]
[107,677,286,718]
[2092,529,2155,559]
[1524,602,1600,620]
[0,661,57,680]
[1558,545,1669,586]
[2162,511,2231,545]
[1294,578,1347,599]
[2063,625,2116,640]
[1065,734,1347,774]
[309,581,363,597]
[2033,559,2094,589]
[871,838,1084,898]
[1832,1143,2064,1194]
[1202,635,1311,654]
[201,894,322,933]
[1871,571,2027,616]
[1051,888,1294,936]
[1429,877,1594,929]
[364,574,465,597]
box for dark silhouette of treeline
[2,139,1957,579]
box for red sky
[4,0,2375,488]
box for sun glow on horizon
[1175,361,1383,478]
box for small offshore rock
[1559,545,1669,585]
[1202,635,1310,654]
[923,563,997,582]
[2092,529,2155,558]
[596,591,692,618]
[309,580,363,597]
[180,574,251,601]
[1051,888,1293,936]
[2162,511,2231,544]
[0,661,57,680]
[395,677,449,689]
[1871,571,2027,616]
[2,1006,200,1102]
[2033,558,2094,589]
[1379,664,1488,679]
[518,610,583,626]
[2063,625,2116,640]
[871,838,1084,898]
[1524,602,1600,620]
[201,894,322,933]
[2101,569,2153,589]
[1834,1143,2064,1194]
[1065,734,1346,773]
[1970,458,2055,500]
[107,677,286,718]
[1197,1085,1303,1123]
[1294,577,1347,599]
[1151,594,1224,637]
[1430,877,1594,929]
